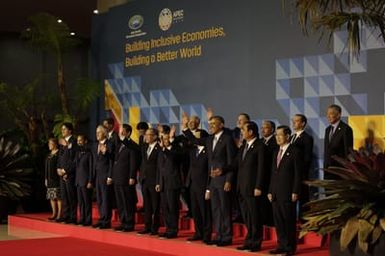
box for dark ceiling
[0,0,97,37]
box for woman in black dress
[45,138,62,220]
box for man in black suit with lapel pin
[75,135,93,226]
[108,124,141,232]
[234,121,266,252]
[156,133,182,238]
[178,114,211,242]
[268,125,303,256]
[138,128,161,235]
[183,115,237,246]
[56,122,78,224]
[260,120,277,227]
[291,114,314,212]
[92,125,113,229]
[103,118,119,156]
[323,104,353,179]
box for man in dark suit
[185,143,212,243]
[75,135,93,226]
[136,121,149,148]
[156,133,182,238]
[260,120,277,227]
[184,115,237,246]
[234,121,266,252]
[108,124,141,232]
[56,122,78,224]
[291,114,314,211]
[138,128,161,235]
[323,104,354,179]
[103,117,119,155]
[92,125,113,229]
[268,125,303,256]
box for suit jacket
[268,145,303,201]
[186,146,209,190]
[183,129,237,187]
[291,131,314,178]
[92,140,113,185]
[75,148,93,186]
[323,120,353,171]
[261,136,278,192]
[234,139,266,196]
[57,136,78,181]
[156,145,182,191]
[110,138,141,185]
[108,131,119,157]
[140,142,161,186]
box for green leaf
[340,217,359,250]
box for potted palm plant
[300,151,385,256]
[0,136,33,223]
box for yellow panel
[104,80,123,123]
[348,115,385,152]
[129,106,140,143]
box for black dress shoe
[65,219,77,224]
[48,216,56,221]
[250,246,261,252]
[165,233,177,239]
[92,223,101,228]
[138,229,151,235]
[123,227,134,232]
[203,239,212,244]
[99,224,111,229]
[285,251,295,256]
[114,226,125,231]
[236,245,251,250]
[55,217,66,223]
[187,235,202,241]
[83,223,92,227]
[205,240,219,245]
[158,233,167,238]
[269,249,287,254]
[217,240,232,247]
[150,231,159,235]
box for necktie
[291,134,297,143]
[195,147,200,158]
[212,136,218,151]
[276,148,283,168]
[146,146,152,159]
[263,138,267,145]
[242,143,249,160]
[329,126,334,141]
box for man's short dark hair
[265,120,276,132]
[210,115,225,125]
[295,114,307,126]
[162,125,171,134]
[328,104,342,114]
[77,134,88,142]
[277,125,291,136]
[104,117,114,126]
[147,128,158,136]
[136,122,149,130]
[62,122,74,132]
[245,121,259,138]
[239,113,250,121]
[122,124,132,134]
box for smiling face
[327,107,341,125]
[208,118,223,135]
[275,128,290,146]
[61,125,71,138]
[292,115,305,132]
[144,128,157,144]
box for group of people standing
[44,104,353,256]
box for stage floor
[4,213,328,256]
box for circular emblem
[128,15,144,30]
[159,8,172,31]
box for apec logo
[128,15,144,30]
[158,8,184,31]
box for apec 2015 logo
[158,8,184,31]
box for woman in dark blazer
[45,138,62,221]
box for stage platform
[8,212,327,256]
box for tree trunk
[57,60,70,115]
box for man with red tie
[268,125,303,256]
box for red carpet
[7,213,328,256]
[0,237,175,256]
